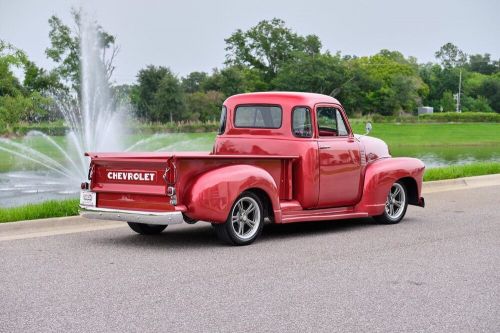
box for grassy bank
[0,199,78,223]
[424,162,500,181]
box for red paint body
[86,92,425,224]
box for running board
[279,202,369,223]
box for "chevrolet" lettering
[107,171,156,182]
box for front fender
[355,157,425,216]
[183,164,279,223]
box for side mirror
[365,122,373,135]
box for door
[316,106,362,208]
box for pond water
[391,145,500,168]
[0,133,498,208]
[0,171,79,207]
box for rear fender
[355,157,425,216]
[183,164,279,223]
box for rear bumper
[80,206,184,225]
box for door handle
[319,146,331,149]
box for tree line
[1,13,499,132]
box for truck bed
[86,152,298,213]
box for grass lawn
[0,199,79,223]
[423,162,500,181]
[350,122,500,147]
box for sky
[1,0,499,85]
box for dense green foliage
[130,19,499,122]
[1,15,499,134]
[0,41,59,132]
[424,162,500,181]
[0,199,79,223]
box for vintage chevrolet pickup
[80,92,425,245]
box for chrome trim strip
[80,206,184,225]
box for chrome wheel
[385,182,406,221]
[230,196,261,241]
[213,191,264,245]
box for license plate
[80,191,96,207]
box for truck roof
[224,92,340,107]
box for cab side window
[316,107,349,137]
[292,107,312,138]
[336,110,349,136]
[317,107,337,137]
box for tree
[467,53,499,75]
[224,18,321,82]
[478,76,500,112]
[273,52,345,95]
[0,41,54,128]
[154,72,184,122]
[184,91,225,122]
[342,50,427,115]
[435,43,467,68]
[132,65,184,122]
[23,60,62,93]
[45,9,118,93]
[181,71,208,93]
[203,66,263,96]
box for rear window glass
[234,105,282,129]
[218,106,227,134]
[292,107,312,138]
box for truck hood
[355,134,391,162]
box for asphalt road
[1,186,499,333]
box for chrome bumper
[80,206,184,225]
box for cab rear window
[234,105,282,129]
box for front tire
[374,181,408,224]
[213,191,264,246]
[127,222,167,235]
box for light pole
[455,69,462,113]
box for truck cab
[214,92,387,209]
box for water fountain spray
[0,15,127,183]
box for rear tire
[127,222,167,235]
[213,191,264,246]
[374,181,408,224]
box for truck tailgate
[87,152,174,212]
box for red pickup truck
[80,92,425,245]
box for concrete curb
[1,173,499,236]
[423,174,500,193]
[0,215,124,239]
[0,216,87,232]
